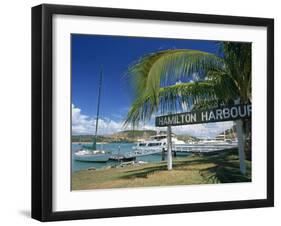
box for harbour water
[72,143,185,172]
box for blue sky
[71,34,233,137]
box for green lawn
[72,149,251,190]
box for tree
[124,42,252,159]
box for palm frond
[219,42,252,103]
[127,49,223,100]
[124,81,217,127]
[124,44,251,127]
[192,99,221,110]
[206,69,239,102]
[158,82,216,113]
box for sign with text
[155,104,251,127]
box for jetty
[108,143,237,161]
[109,149,162,161]
[174,143,237,154]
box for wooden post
[162,148,165,161]
[236,119,246,174]
[167,125,172,170]
[118,145,121,164]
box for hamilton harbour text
[155,104,251,127]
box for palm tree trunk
[236,120,246,174]
[243,118,252,161]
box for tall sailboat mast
[92,66,103,150]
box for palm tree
[125,43,251,123]
[124,42,251,158]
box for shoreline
[72,149,251,190]
[72,141,136,144]
[72,141,109,144]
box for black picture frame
[32,4,274,222]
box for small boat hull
[74,149,111,162]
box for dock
[109,143,238,161]
[109,149,162,161]
[174,143,238,154]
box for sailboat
[74,67,111,162]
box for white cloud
[72,104,154,135]
[72,104,124,135]
[72,104,234,138]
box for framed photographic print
[32,4,274,221]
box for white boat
[74,149,111,162]
[73,67,111,162]
[133,133,185,152]
[124,149,163,158]
[131,129,238,155]
[198,131,238,146]
[198,139,237,146]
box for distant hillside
[177,135,200,142]
[72,130,157,143]
[72,129,198,143]
[115,130,156,139]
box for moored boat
[74,66,111,162]
[198,130,238,146]
[74,149,111,162]
[133,132,185,152]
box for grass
[72,149,251,190]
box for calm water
[72,143,173,172]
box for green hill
[72,130,198,143]
[71,130,156,143]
